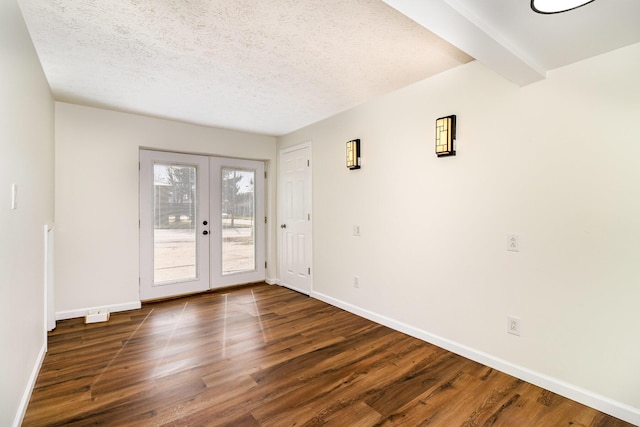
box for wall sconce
[435,115,456,157]
[346,139,361,170]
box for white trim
[56,301,141,321]
[44,224,55,332]
[265,277,278,285]
[280,141,312,155]
[13,342,46,427]
[311,290,640,426]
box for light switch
[11,184,17,210]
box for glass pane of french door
[210,157,265,289]
[221,168,256,274]
[139,150,210,301]
[153,163,197,283]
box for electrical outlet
[506,234,520,252]
[507,316,521,336]
[353,225,360,236]
[353,276,360,288]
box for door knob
[203,220,208,226]
[203,230,209,235]
[280,224,287,229]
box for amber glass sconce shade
[346,139,361,169]
[435,115,456,157]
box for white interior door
[140,150,210,300]
[210,157,265,288]
[279,143,312,294]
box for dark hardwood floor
[23,283,632,426]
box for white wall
[55,103,277,314]
[278,43,640,423]
[0,1,55,425]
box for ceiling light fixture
[531,0,595,14]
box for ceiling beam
[383,0,546,86]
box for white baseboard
[311,290,640,426]
[265,277,278,285]
[56,301,141,321]
[13,342,46,427]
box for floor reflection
[90,308,155,394]
[91,288,272,393]
[152,302,189,378]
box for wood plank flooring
[23,283,632,426]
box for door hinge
[308,267,311,275]
[307,160,310,167]
[139,162,141,171]
[265,261,267,268]
[265,171,267,179]
[308,213,310,221]
[265,216,267,224]
[139,219,141,228]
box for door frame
[278,141,313,294]
[210,156,266,289]
[139,149,266,301]
[139,150,211,301]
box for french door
[210,157,265,288]
[139,150,265,301]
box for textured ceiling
[18,0,473,136]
